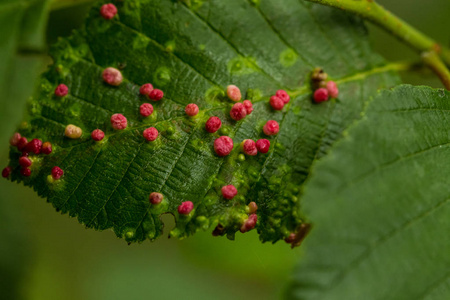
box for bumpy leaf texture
[5,0,400,243]
[288,85,450,299]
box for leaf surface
[288,85,450,299]
[6,0,400,243]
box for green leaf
[288,85,450,299]
[6,0,400,243]
[0,0,51,148]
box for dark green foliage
[6,0,400,243]
[289,85,450,299]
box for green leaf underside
[7,0,400,243]
[0,0,50,146]
[288,85,450,299]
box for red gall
[214,136,234,157]
[110,114,128,130]
[256,139,270,153]
[178,201,194,215]
[100,3,118,20]
[102,67,123,86]
[149,192,163,205]
[25,139,43,155]
[19,156,32,168]
[21,168,31,177]
[2,166,11,178]
[313,88,329,103]
[240,214,257,233]
[55,84,68,97]
[221,185,238,200]
[285,233,296,244]
[205,116,222,133]
[51,166,64,180]
[91,129,105,141]
[140,103,154,117]
[263,120,279,136]
[139,83,154,96]
[41,142,52,155]
[143,127,159,141]
[269,95,284,110]
[185,103,199,117]
[149,89,164,101]
[226,85,241,102]
[17,137,28,151]
[243,100,253,114]
[241,139,257,156]
[276,90,290,104]
[230,103,247,121]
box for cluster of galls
[2,132,63,181]
[311,68,339,103]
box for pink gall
[19,156,32,168]
[149,89,164,101]
[55,84,68,97]
[276,90,290,104]
[221,185,238,200]
[149,192,163,205]
[178,201,194,215]
[326,80,339,98]
[313,88,329,103]
[256,139,270,154]
[214,136,234,157]
[100,3,118,20]
[41,142,52,155]
[2,166,11,178]
[21,168,31,177]
[230,103,247,121]
[143,127,159,141]
[226,85,241,102]
[139,83,154,96]
[263,120,279,136]
[243,100,253,115]
[205,116,222,133]
[51,166,64,180]
[241,139,257,156]
[102,67,123,86]
[185,103,199,117]
[269,95,284,110]
[140,103,154,117]
[25,139,42,155]
[240,214,257,233]
[110,114,128,130]
[91,129,105,141]
[9,132,21,146]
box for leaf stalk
[305,0,450,89]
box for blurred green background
[1,1,449,299]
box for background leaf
[0,0,51,146]
[5,0,400,243]
[288,85,450,300]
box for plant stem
[422,51,450,90]
[305,0,450,88]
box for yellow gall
[65,124,82,139]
